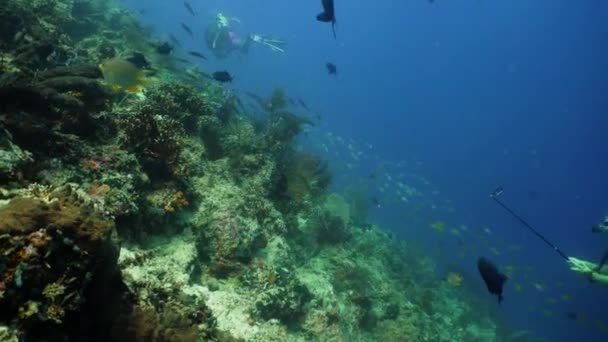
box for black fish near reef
[212,70,233,83]
[326,62,337,75]
[372,197,381,208]
[181,23,193,37]
[317,0,337,38]
[184,1,195,16]
[477,257,508,303]
[126,52,151,69]
[188,51,207,59]
[154,42,173,55]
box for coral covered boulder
[0,185,121,340]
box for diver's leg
[596,249,608,272]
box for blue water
[123,0,608,340]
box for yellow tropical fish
[531,282,545,292]
[99,58,153,93]
[431,221,445,233]
[514,283,523,292]
[508,244,523,251]
[446,272,463,287]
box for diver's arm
[568,256,608,287]
[568,257,596,274]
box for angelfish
[317,0,336,38]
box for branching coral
[265,110,314,152]
[308,209,351,245]
[120,105,185,180]
[143,82,213,134]
[273,151,331,204]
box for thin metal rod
[491,191,569,261]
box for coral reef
[0,0,508,340]
[118,236,218,341]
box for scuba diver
[490,186,608,286]
[569,216,608,286]
[204,13,286,59]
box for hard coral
[143,82,212,133]
[120,105,185,180]
[163,191,189,213]
[0,185,119,339]
[308,209,351,245]
[252,271,312,324]
[274,151,331,203]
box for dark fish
[326,62,337,75]
[477,257,508,303]
[212,70,233,83]
[169,34,182,47]
[188,51,207,59]
[172,57,191,65]
[297,98,310,111]
[528,190,538,200]
[317,0,337,38]
[181,23,193,37]
[184,1,195,16]
[372,197,381,208]
[154,42,173,55]
[566,312,578,320]
[126,52,151,69]
[288,97,296,106]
